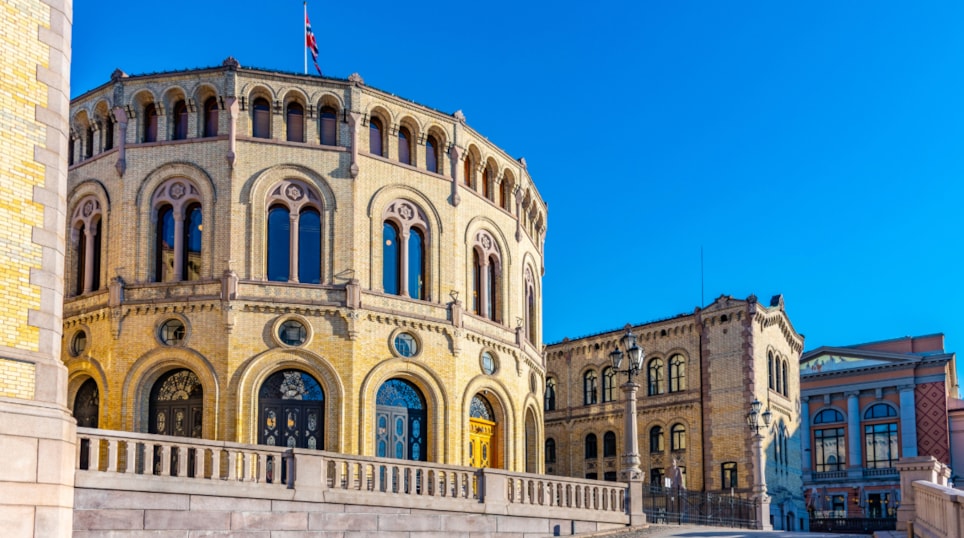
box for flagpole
[304,2,308,75]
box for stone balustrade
[911,480,963,538]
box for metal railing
[809,517,896,534]
[642,485,756,529]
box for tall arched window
[425,135,438,173]
[103,115,114,150]
[265,180,324,284]
[668,354,685,393]
[252,97,271,138]
[369,117,383,156]
[486,256,498,320]
[671,424,686,451]
[545,438,556,463]
[768,351,774,390]
[602,366,616,403]
[203,97,219,137]
[398,127,411,164]
[782,360,789,396]
[603,431,617,458]
[382,221,400,294]
[544,377,556,411]
[71,197,104,296]
[152,180,203,282]
[319,106,337,145]
[463,155,473,187]
[286,102,304,142]
[583,370,597,405]
[775,359,783,395]
[863,403,898,468]
[525,266,537,343]
[172,100,188,140]
[814,408,846,472]
[482,168,491,199]
[648,358,664,396]
[382,200,430,300]
[584,433,597,459]
[649,426,664,453]
[85,126,94,158]
[143,103,158,142]
[499,178,507,209]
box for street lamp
[609,328,644,482]
[745,398,773,531]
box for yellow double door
[468,417,498,468]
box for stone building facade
[544,294,808,531]
[800,334,961,529]
[0,1,76,537]
[63,61,547,472]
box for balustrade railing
[912,480,963,538]
[319,452,478,501]
[502,472,625,513]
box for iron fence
[643,485,756,529]
[810,517,896,534]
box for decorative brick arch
[462,377,518,470]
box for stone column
[620,380,642,481]
[847,391,862,476]
[289,213,300,283]
[82,226,95,293]
[752,432,773,531]
[479,257,490,319]
[172,212,185,281]
[899,385,918,458]
[225,97,238,169]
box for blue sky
[72,2,963,381]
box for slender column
[449,145,461,206]
[347,111,361,178]
[225,97,238,168]
[173,212,185,281]
[399,229,410,297]
[847,392,862,469]
[899,385,918,457]
[83,225,95,293]
[752,432,773,530]
[619,380,641,481]
[289,213,299,282]
[801,396,812,475]
[113,106,128,176]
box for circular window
[393,333,418,358]
[481,351,497,375]
[71,330,88,356]
[159,319,186,346]
[279,320,307,346]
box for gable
[800,353,906,375]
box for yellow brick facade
[63,64,547,472]
[545,295,809,530]
[0,358,36,400]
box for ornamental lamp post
[609,328,644,482]
[746,398,773,531]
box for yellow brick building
[544,294,809,530]
[63,62,547,472]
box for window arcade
[382,200,429,300]
[70,196,104,296]
[153,180,203,282]
[265,179,323,284]
[471,230,502,322]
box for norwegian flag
[305,6,321,75]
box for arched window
[153,180,204,283]
[286,102,304,142]
[425,135,438,173]
[650,426,664,453]
[155,204,175,281]
[584,433,597,459]
[184,203,202,281]
[265,180,324,284]
[544,377,556,411]
[73,378,99,428]
[103,115,114,150]
[499,178,507,209]
[602,366,616,403]
[71,197,103,296]
[382,200,430,300]
[85,126,94,158]
[252,97,271,138]
[814,407,846,472]
[398,127,411,164]
[767,351,774,390]
[648,358,664,396]
[603,431,617,458]
[172,100,188,140]
[670,424,686,451]
[782,360,789,396]
[668,354,685,392]
[143,103,158,142]
[583,370,597,405]
[525,267,537,343]
[369,117,383,156]
[545,438,556,463]
[814,408,844,424]
[259,370,324,449]
[463,155,473,187]
[471,230,501,322]
[482,168,491,199]
[203,97,218,137]
[775,359,782,395]
[864,403,898,419]
[319,106,337,145]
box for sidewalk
[586,524,872,537]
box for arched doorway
[524,408,537,473]
[74,378,99,470]
[149,369,202,438]
[375,379,427,461]
[468,394,498,468]
[258,369,324,449]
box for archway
[149,369,202,438]
[375,379,427,461]
[73,378,99,428]
[258,369,324,449]
[469,393,499,468]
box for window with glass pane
[155,205,175,282]
[173,101,188,140]
[584,434,597,459]
[204,97,218,137]
[472,250,481,315]
[286,103,304,142]
[650,468,665,487]
[398,128,411,164]
[425,136,438,172]
[583,371,597,405]
[144,103,158,142]
[648,358,664,396]
[603,431,616,458]
[650,426,664,453]
[768,352,774,389]
[814,427,845,471]
[865,422,898,468]
[782,360,789,396]
[671,424,686,451]
[721,462,737,489]
[487,257,498,321]
[104,117,114,150]
[369,117,383,155]
[864,403,898,420]
[544,378,556,411]
[669,354,685,392]
[320,106,337,145]
[408,228,424,299]
[602,367,616,402]
[253,98,270,138]
[545,438,556,463]
[394,333,417,357]
[814,408,844,424]
[184,204,202,280]
[298,209,321,284]
[267,206,290,281]
[159,319,185,345]
[382,222,400,294]
[279,320,307,346]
